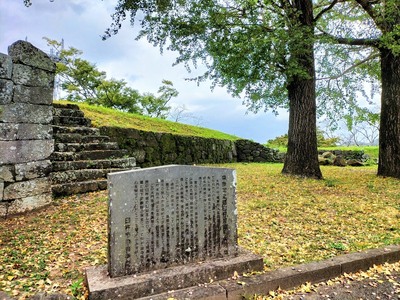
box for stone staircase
[51,103,138,196]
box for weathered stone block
[0,79,13,104]
[0,123,18,140]
[17,124,53,140]
[12,64,54,87]
[3,177,51,200]
[6,192,52,215]
[0,165,15,182]
[13,84,53,105]
[0,103,52,124]
[8,40,56,72]
[0,139,54,164]
[108,165,238,278]
[15,160,52,181]
[0,53,12,79]
[0,123,52,141]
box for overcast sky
[0,0,289,143]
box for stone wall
[236,139,282,162]
[99,127,280,167]
[0,41,55,218]
[318,150,368,161]
[99,126,237,167]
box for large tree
[102,0,324,178]
[319,0,400,178]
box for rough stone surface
[0,139,54,164]
[12,64,54,87]
[5,192,52,216]
[0,165,15,182]
[0,103,52,124]
[86,251,263,300]
[0,79,13,104]
[8,40,56,72]
[101,126,281,168]
[236,139,281,163]
[108,165,238,277]
[13,84,53,105]
[15,160,52,181]
[17,124,53,140]
[0,53,13,79]
[0,41,55,217]
[3,177,51,200]
[0,123,18,141]
[100,126,238,167]
[0,123,52,141]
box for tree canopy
[45,38,177,118]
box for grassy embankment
[54,100,239,141]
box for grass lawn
[0,164,399,299]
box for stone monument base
[85,250,263,300]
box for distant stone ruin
[0,41,55,217]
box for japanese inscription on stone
[107,165,237,278]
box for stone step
[51,168,125,184]
[52,179,108,196]
[51,149,129,161]
[53,116,92,127]
[54,142,120,152]
[52,157,137,172]
[53,103,81,110]
[53,125,100,136]
[53,107,85,118]
[53,133,111,144]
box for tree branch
[317,31,380,47]
[314,0,353,21]
[314,0,339,22]
[317,53,379,80]
[354,0,377,21]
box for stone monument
[86,165,263,299]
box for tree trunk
[378,48,400,178]
[282,0,323,179]
[282,76,323,179]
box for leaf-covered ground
[256,260,400,299]
[0,164,399,299]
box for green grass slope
[54,100,240,141]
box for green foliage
[140,80,178,118]
[105,0,322,114]
[266,134,289,148]
[45,38,177,118]
[267,128,339,148]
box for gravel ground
[270,261,400,300]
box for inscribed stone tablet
[107,165,237,278]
